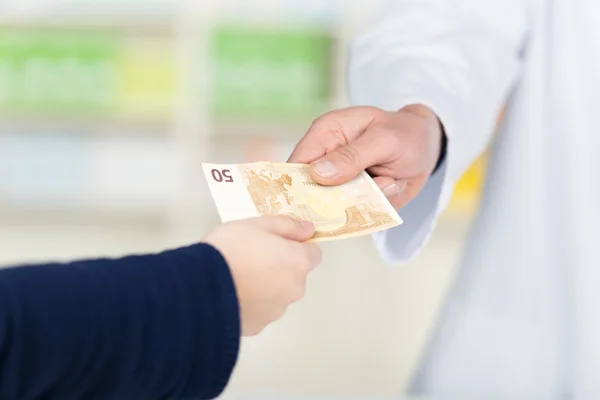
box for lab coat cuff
[365,92,459,263]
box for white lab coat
[349,0,600,397]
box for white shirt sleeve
[348,0,533,263]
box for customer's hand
[288,105,444,210]
[204,216,322,336]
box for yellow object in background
[116,37,177,120]
[445,110,502,214]
[446,154,487,213]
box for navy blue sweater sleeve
[0,243,240,400]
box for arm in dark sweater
[0,243,240,400]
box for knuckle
[265,307,286,326]
[329,127,349,147]
[311,115,324,127]
[301,258,313,273]
[306,244,322,267]
[309,112,349,150]
[245,321,266,336]
[289,283,307,302]
[300,259,312,273]
[336,145,361,166]
[311,112,333,128]
[249,326,263,337]
[297,250,314,272]
[274,306,287,320]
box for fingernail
[383,183,400,198]
[312,160,338,178]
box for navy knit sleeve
[0,243,240,400]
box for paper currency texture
[202,162,402,242]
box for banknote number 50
[211,169,234,183]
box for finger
[256,305,287,332]
[287,107,381,164]
[243,306,287,337]
[242,326,262,337]
[393,178,429,210]
[256,215,315,241]
[309,127,397,186]
[287,281,307,303]
[373,176,408,209]
[241,311,266,337]
[286,242,322,276]
[266,305,287,324]
[303,243,322,271]
[378,178,427,210]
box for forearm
[0,243,240,400]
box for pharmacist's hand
[288,105,444,210]
[204,216,322,336]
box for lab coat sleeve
[348,0,532,262]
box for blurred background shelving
[0,0,487,222]
[0,1,489,398]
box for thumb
[309,135,378,186]
[256,215,316,242]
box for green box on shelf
[0,28,177,119]
[0,28,120,115]
[211,26,333,120]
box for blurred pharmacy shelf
[0,0,486,227]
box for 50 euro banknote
[202,162,402,242]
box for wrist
[399,104,446,175]
[400,103,437,120]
